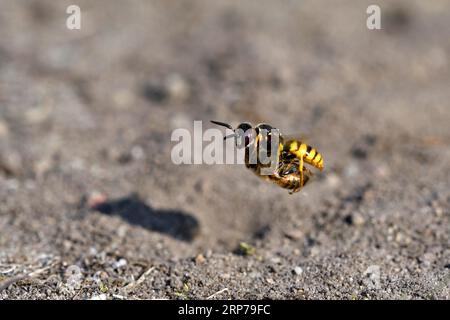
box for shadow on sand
[92,193,199,242]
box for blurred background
[0,0,449,299]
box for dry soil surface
[0,0,449,299]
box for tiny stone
[195,254,205,265]
[344,162,360,178]
[270,257,281,264]
[284,229,303,240]
[294,266,303,276]
[170,113,192,130]
[6,179,19,191]
[34,158,53,177]
[326,173,340,187]
[113,258,127,269]
[249,271,261,279]
[117,225,128,238]
[165,73,189,101]
[131,145,145,160]
[87,191,107,209]
[63,240,72,251]
[394,232,410,244]
[310,247,320,256]
[25,105,52,124]
[113,89,135,108]
[376,164,390,177]
[0,152,23,177]
[420,253,435,267]
[345,213,365,226]
[352,213,365,226]
[434,206,443,217]
[363,265,381,289]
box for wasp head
[210,120,255,149]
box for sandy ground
[0,0,449,299]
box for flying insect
[211,120,324,194]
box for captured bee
[211,120,324,194]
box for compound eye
[237,123,252,132]
[244,130,253,146]
[235,123,253,148]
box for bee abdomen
[286,140,324,170]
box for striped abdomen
[284,140,324,170]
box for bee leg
[289,175,303,194]
[299,156,304,187]
[299,167,312,191]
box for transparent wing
[277,158,315,179]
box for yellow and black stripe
[285,140,324,170]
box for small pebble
[0,152,23,177]
[131,145,145,160]
[169,113,192,130]
[165,73,190,101]
[433,206,443,217]
[363,265,381,289]
[326,173,340,187]
[70,158,85,170]
[345,213,365,226]
[195,254,205,265]
[116,225,128,238]
[63,240,72,251]
[34,158,53,177]
[5,179,19,191]
[270,257,281,264]
[113,258,127,269]
[344,162,360,178]
[395,232,411,244]
[25,105,52,124]
[113,89,135,109]
[376,163,390,177]
[353,213,365,226]
[284,229,303,240]
[87,191,108,209]
[420,253,435,267]
[294,266,303,276]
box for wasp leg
[299,156,304,187]
[279,162,296,176]
[292,167,313,194]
